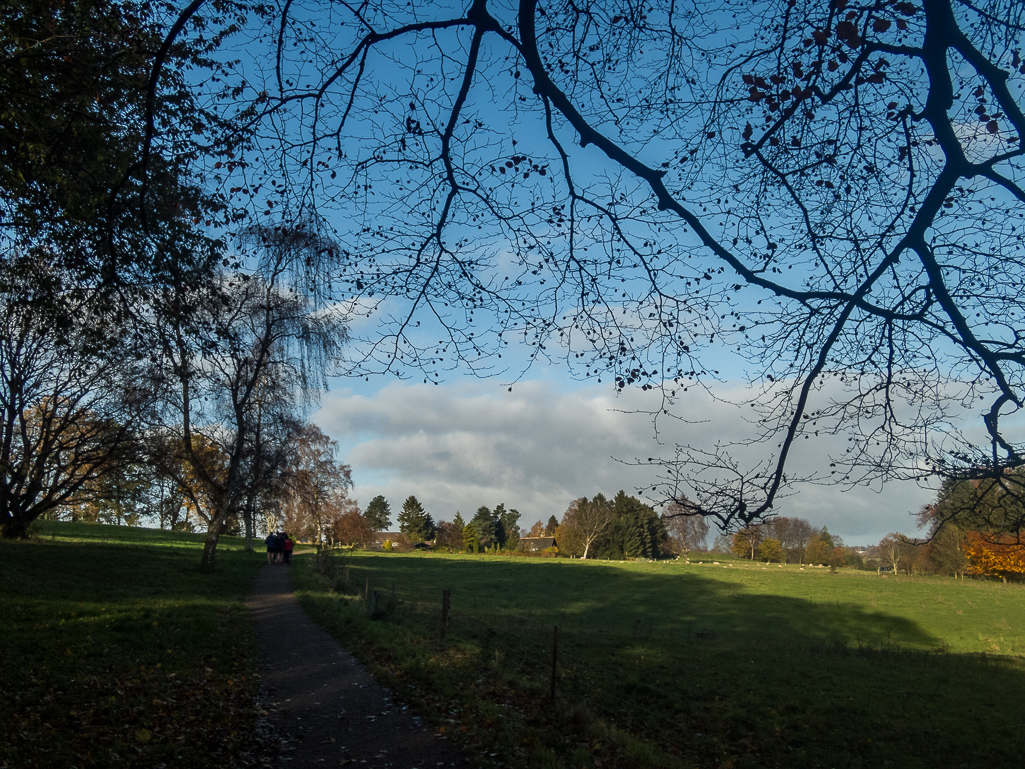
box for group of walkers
[265,531,295,564]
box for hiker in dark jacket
[265,532,277,564]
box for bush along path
[246,560,476,769]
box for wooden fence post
[441,589,450,639]
[550,625,559,700]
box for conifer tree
[397,495,435,543]
[462,524,479,554]
[364,495,391,531]
[470,506,496,550]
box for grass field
[0,522,269,769]
[7,524,1025,769]
[294,551,1025,769]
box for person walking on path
[245,561,474,769]
[283,533,294,564]
[265,532,277,564]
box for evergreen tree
[398,495,434,542]
[470,505,496,549]
[462,523,479,553]
[545,515,559,536]
[496,503,521,550]
[452,511,466,534]
[928,472,1025,535]
[599,491,665,559]
[364,495,391,531]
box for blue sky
[206,2,1005,547]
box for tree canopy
[8,0,1025,539]
[1,0,237,307]
[397,495,436,542]
[364,495,392,531]
[148,0,1025,529]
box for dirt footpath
[245,562,476,769]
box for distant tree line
[321,480,1025,580]
[716,518,842,566]
[706,472,1025,581]
[871,471,1025,581]
[352,490,707,560]
[330,495,526,554]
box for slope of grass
[0,522,269,769]
[294,551,1025,769]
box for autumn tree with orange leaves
[961,532,1025,578]
[922,471,1025,577]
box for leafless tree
[158,0,1025,530]
[762,516,815,563]
[662,500,710,553]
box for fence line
[325,563,708,756]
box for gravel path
[245,561,476,769]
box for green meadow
[1,522,268,769]
[294,551,1025,769]
[7,525,1025,769]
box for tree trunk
[243,499,254,551]
[1,515,29,539]
[200,530,220,571]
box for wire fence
[313,552,713,758]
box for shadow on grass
[1,524,268,769]
[331,554,941,650]
[295,553,1025,769]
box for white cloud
[314,378,935,545]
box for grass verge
[1,522,269,769]
[293,550,1025,769]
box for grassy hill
[295,551,1025,769]
[0,522,268,769]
